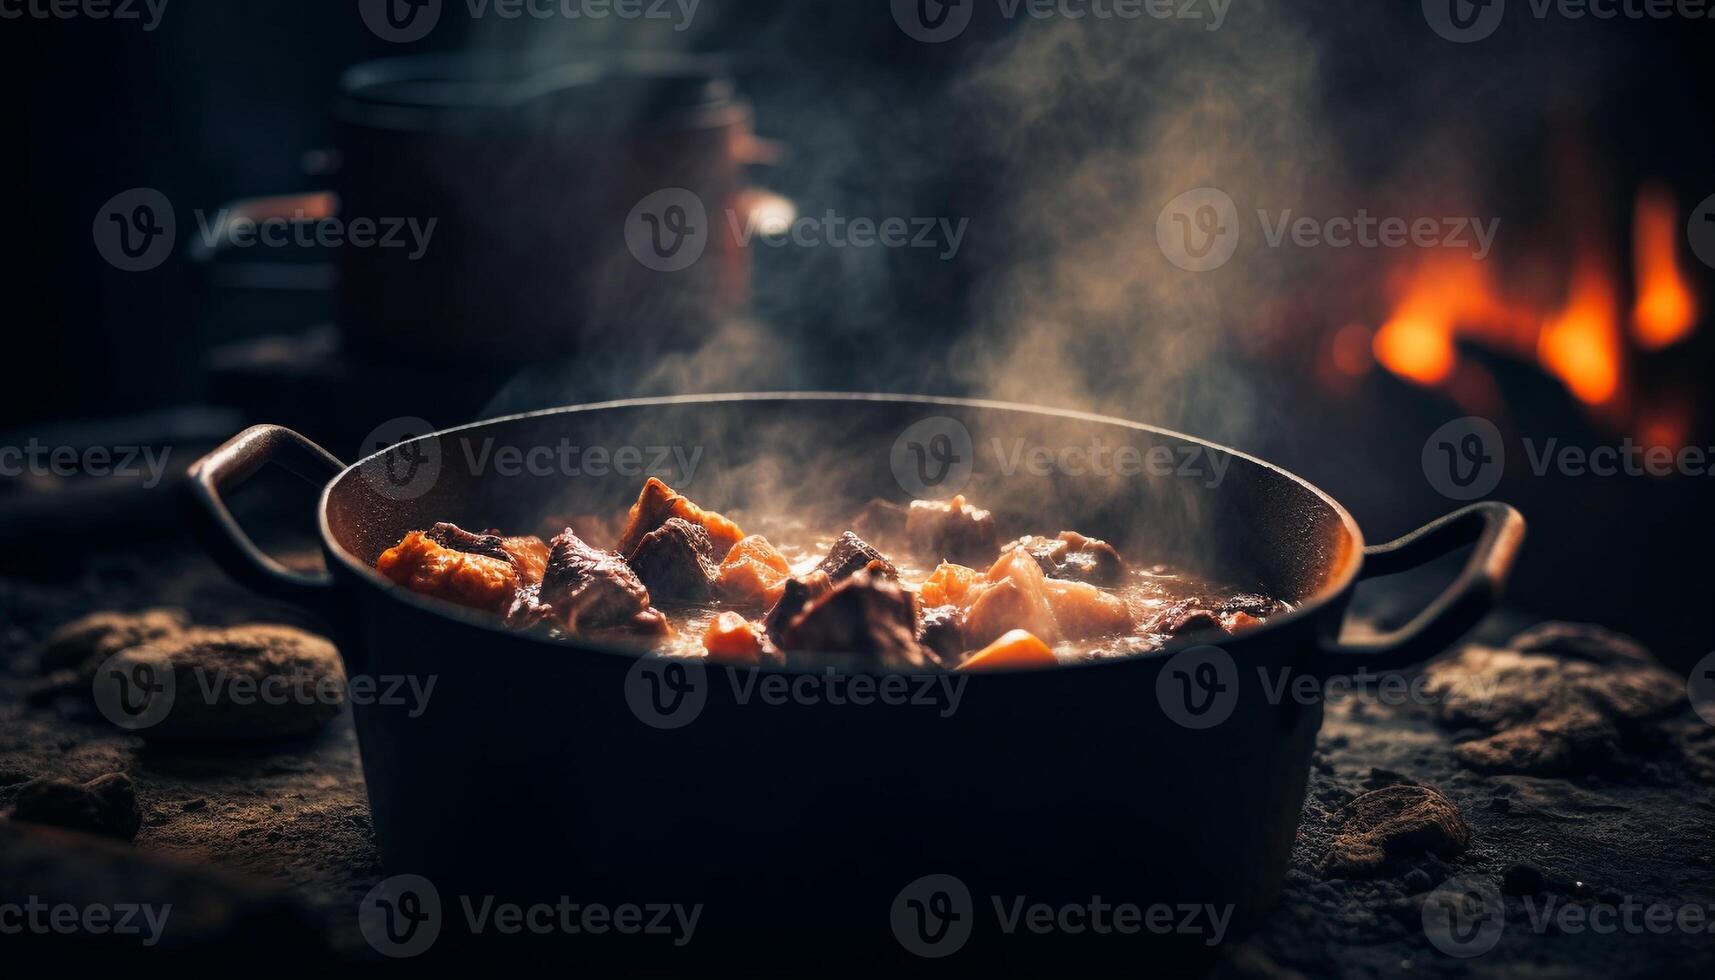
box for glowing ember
[1630,186,1698,351]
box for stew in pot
[375,479,1286,672]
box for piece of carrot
[919,562,981,609]
[702,611,769,666]
[955,629,1059,672]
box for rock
[1510,621,1654,666]
[23,669,83,706]
[8,773,143,841]
[1422,624,1684,776]
[1322,784,1469,877]
[104,625,345,741]
[0,820,330,960]
[38,608,190,677]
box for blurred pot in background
[337,52,784,368]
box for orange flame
[1370,184,1710,413]
[1630,186,1698,351]
[1372,256,1539,387]
[1538,259,1622,405]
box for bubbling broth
[374,479,1286,672]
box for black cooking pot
[186,394,1522,976]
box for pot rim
[318,392,1367,673]
[337,51,744,136]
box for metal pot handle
[185,425,346,617]
[1314,501,1526,676]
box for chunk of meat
[615,478,745,560]
[1005,531,1127,586]
[539,529,670,639]
[817,531,898,582]
[713,535,792,609]
[702,611,781,667]
[424,522,509,561]
[1043,578,1134,638]
[1156,601,1229,638]
[626,518,717,602]
[917,605,965,666]
[957,630,1059,672]
[499,536,551,585]
[762,571,834,643]
[1217,593,1288,618]
[1223,611,1263,632]
[422,523,550,585]
[904,495,998,566]
[378,530,521,616]
[919,562,981,609]
[778,572,933,671]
